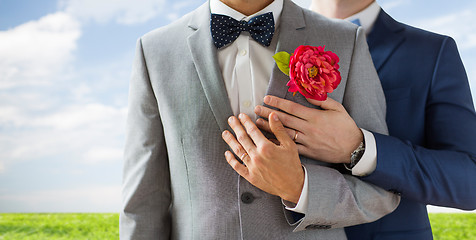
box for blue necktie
[210,12,275,49]
[350,18,361,26]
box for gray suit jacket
[121,1,400,239]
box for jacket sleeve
[364,37,476,210]
[288,27,400,231]
[120,38,172,239]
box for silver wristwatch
[344,140,365,171]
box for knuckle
[237,133,247,143]
[227,156,235,165]
[257,109,266,118]
[281,141,291,149]
[257,144,266,154]
[287,129,294,138]
[266,109,275,117]
[281,99,294,111]
[231,161,241,171]
[248,125,260,135]
[224,133,234,142]
[258,144,272,157]
[280,101,291,111]
[277,113,288,123]
[233,146,242,154]
[262,106,271,114]
[241,116,250,124]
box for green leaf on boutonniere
[273,51,291,76]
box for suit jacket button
[241,192,254,204]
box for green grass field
[429,213,476,240]
[0,213,118,240]
[0,213,474,239]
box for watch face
[349,141,365,168]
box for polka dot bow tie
[210,12,275,49]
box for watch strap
[344,140,365,171]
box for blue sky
[0,0,475,213]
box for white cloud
[166,1,194,21]
[61,0,166,25]
[83,147,123,164]
[0,102,126,129]
[72,83,92,101]
[0,12,81,89]
[416,9,476,50]
[33,104,127,130]
[0,106,25,127]
[0,103,126,169]
[0,8,131,174]
[0,185,121,212]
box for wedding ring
[240,152,249,161]
[293,130,298,142]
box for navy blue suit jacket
[345,10,476,240]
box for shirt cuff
[352,128,377,176]
[282,165,308,214]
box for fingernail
[228,116,234,123]
[264,96,271,104]
[272,114,279,121]
[224,151,231,160]
[254,106,261,114]
[239,113,245,119]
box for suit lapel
[187,2,233,132]
[186,0,313,129]
[268,0,342,109]
[266,0,307,103]
[367,10,405,71]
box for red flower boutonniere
[273,45,342,101]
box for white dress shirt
[211,0,282,121]
[210,0,311,213]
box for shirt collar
[210,0,283,29]
[345,1,381,35]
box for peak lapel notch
[367,10,405,71]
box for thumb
[269,112,292,145]
[306,97,343,111]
